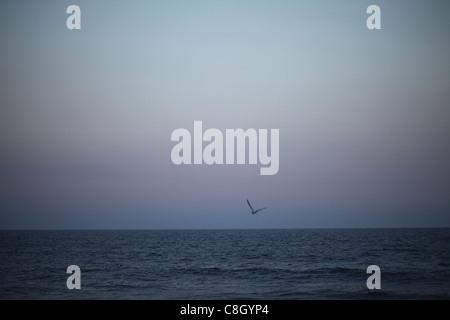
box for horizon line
[1,226,449,231]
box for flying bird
[247,199,267,215]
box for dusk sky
[1,0,449,229]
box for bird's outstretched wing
[255,207,267,213]
[247,199,255,212]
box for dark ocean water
[0,229,449,300]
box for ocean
[0,228,449,300]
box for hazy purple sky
[1,1,449,229]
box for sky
[0,0,449,229]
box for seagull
[247,199,267,215]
